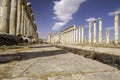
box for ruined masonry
[0,0,38,43]
[48,13,119,45]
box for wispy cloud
[106,26,120,30]
[52,0,87,30]
[52,22,66,30]
[106,27,114,30]
[86,17,96,22]
[108,8,120,16]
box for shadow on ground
[0,49,68,64]
[29,45,53,48]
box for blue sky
[30,0,120,40]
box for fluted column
[48,33,51,43]
[114,12,119,44]
[64,32,66,44]
[66,32,69,44]
[98,18,103,44]
[70,31,72,44]
[88,21,92,44]
[23,12,27,36]
[0,0,10,33]
[63,33,65,44]
[76,28,78,44]
[71,30,74,44]
[106,29,110,44]
[62,33,63,44]
[26,19,30,37]
[81,26,84,44]
[25,15,28,37]
[78,27,81,43]
[74,29,76,44]
[20,3,24,35]
[93,20,97,43]
[9,0,17,35]
[16,0,22,35]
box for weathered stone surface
[48,71,120,80]
[3,77,42,80]
[0,44,120,80]
[55,44,120,69]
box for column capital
[98,18,102,20]
[114,12,119,16]
[93,20,96,23]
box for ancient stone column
[70,31,72,44]
[23,13,27,36]
[68,31,70,44]
[64,33,66,44]
[98,18,103,44]
[64,32,66,44]
[62,33,63,44]
[67,32,69,44]
[20,3,24,35]
[93,20,97,43]
[71,30,74,44]
[73,29,75,44]
[78,27,81,43]
[81,26,84,44]
[16,0,22,35]
[48,33,51,43]
[76,28,79,44]
[114,12,119,44]
[63,33,65,44]
[0,0,10,33]
[9,0,17,35]
[26,19,30,37]
[73,29,76,44]
[88,21,92,44]
[106,29,110,44]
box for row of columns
[48,12,119,44]
[50,33,59,43]
[88,18,102,44]
[0,0,38,41]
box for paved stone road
[57,44,120,56]
[0,44,120,80]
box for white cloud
[106,26,120,30]
[108,8,120,16]
[52,22,66,30]
[86,17,96,22]
[106,27,114,30]
[52,0,87,30]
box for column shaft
[9,0,17,35]
[93,20,97,43]
[106,30,110,44]
[81,26,84,44]
[98,18,103,44]
[20,4,24,35]
[88,22,92,43]
[114,12,119,44]
[16,0,22,35]
[0,0,10,33]
[78,27,81,43]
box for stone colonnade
[50,33,59,43]
[48,12,119,44]
[0,0,38,42]
[60,25,79,44]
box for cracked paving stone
[1,44,120,80]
